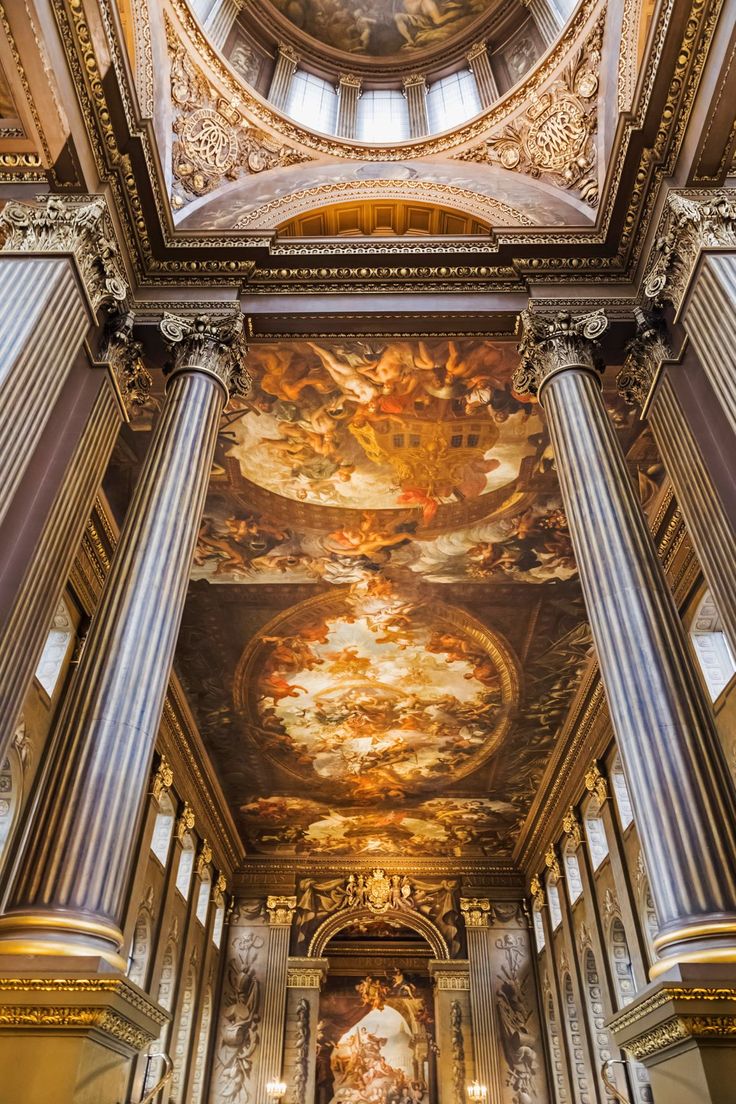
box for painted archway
[308,906,450,960]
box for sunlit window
[564,847,583,903]
[533,907,546,952]
[35,598,74,698]
[585,813,609,869]
[611,759,634,830]
[427,71,481,132]
[688,590,735,701]
[212,903,226,948]
[176,834,195,900]
[548,880,562,929]
[196,871,211,925]
[150,790,176,867]
[357,91,410,143]
[286,71,338,134]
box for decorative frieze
[0,194,128,312]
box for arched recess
[308,907,449,960]
[276,199,493,237]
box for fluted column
[0,196,127,529]
[403,74,429,139]
[520,0,561,47]
[0,312,249,968]
[255,895,297,1102]
[515,309,736,977]
[203,0,243,50]
[459,899,503,1101]
[336,74,362,139]
[644,190,736,436]
[269,43,298,112]
[466,41,498,107]
[618,310,736,652]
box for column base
[0,955,167,1104]
[609,963,736,1104]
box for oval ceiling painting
[267,0,491,57]
[230,338,539,522]
[235,579,519,798]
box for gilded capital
[562,806,583,849]
[150,755,174,803]
[160,312,251,400]
[0,194,128,311]
[175,801,196,841]
[644,189,736,310]
[402,73,427,90]
[514,308,608,396]
[104,312,153,414]
[617,307,671,409]
[584,760,609,806]
[460,896,491,927]
[277,42,299,65]
[466,40,487,63]
[267,894,297,925]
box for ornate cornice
[0,195,128,312]
[644,188,736,310]
[160,312,251,399]
[0,1006,152,1048]
[609,985,736,1061]
[514,308,608,396]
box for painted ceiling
[107,337,656,862]
[265,0,492,57]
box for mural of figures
[318,970,434,1104]
[268,0,491,56]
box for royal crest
[344,869,413,913]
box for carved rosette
[104,311,153,413]
[460,897,491,927]
[150,755,174,803]
[617,308,671,408]
[267,895,297,926]
[514,308,609,397]
[644,189,736,310]
[160,312,251,400]
[0,195,128,311]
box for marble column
[269,43,299,112]
[0,195,126,529]
[515,308,736,976]
[255,895,297,1102]
[336,74,362,140]
[403,74,429,139]
[0,311,250,968]
[466,41,498,108]
[459,899,503,1101]
[644,190,736,436]
[520,0,561,47]
[618,309,736,652]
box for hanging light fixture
[266,1081,287,1103]
[467,1081,488,1103]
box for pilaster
[459,898,503,1101]
[336,74,362,140]
[269,43,298,112]
[428,960,472,1104]
[466,41,498,107]
[519,0,562,47]
[403,74,429,138]
[254,895,297,1101]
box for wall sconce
[467,1082,488,1103]
[266,1081,287,1104]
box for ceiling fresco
[106,337,654,861]
[266,0,491,57]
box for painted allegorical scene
[317,971,434,1104]
[270,0,490,56]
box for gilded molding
[514,308,608,396]
[196,838,213,877]
[0,195,128,311]
[432,972,470,991]
[0,1005,153,1048]
[286,968,325,988]
[530,874,545,909]
[644,189,736,310]
[460,897,491,927]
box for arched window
[609,917,637,1007]
[170,962,198,1102]
[584,812,609,870]
[581,947,616,1102]
[0,727,25,867]
[564,844,583,904]
[212,902,226,949]
[548,880,563,930]
[34,598,75,699]
[533,906,546,952]
[544,987,569,1103]
[143,938,178,1095]
[151,790,176,867]
[561,973,591,1104]
[611,758,634,830]
[196,869,211,926]
[285,71,338,135]
[176,834,195,900]
[127,908,152,989]
[426,70,481,131]
[688,589,736,700]
[189,985,213,1104]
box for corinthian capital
[104,311,153,414]
[514,308,608,396]
[160,311,251,399]
[617,307,671,409]
[644,189,736,309]
[0,194,128,312]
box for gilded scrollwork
[456,16,603,206]
[166,18,310,205]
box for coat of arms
[344,869,413,913]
